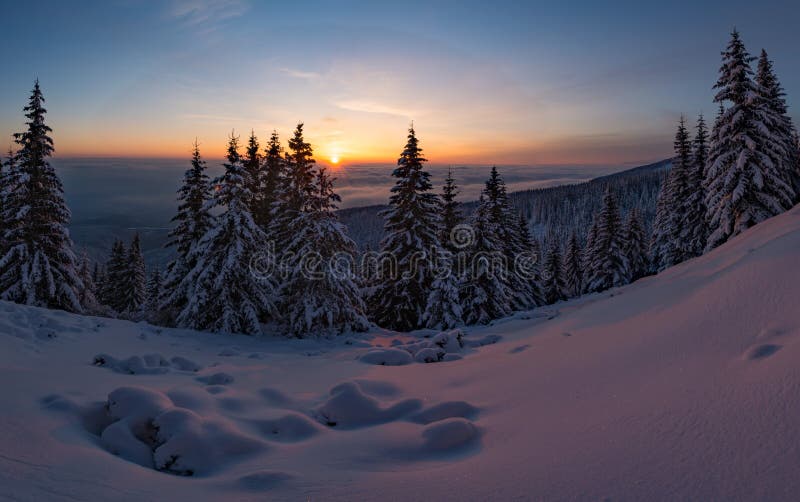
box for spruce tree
[651,117,692,271]
[509,211,541,308]
[622,209,648,282]
[582,218,598,292]
[257,130,284,231]
[161,141,214,321]
[755,49,799,200]
[121,233,146,315]
[529,237,546,306]
[459,195,511,324]
[585,187,626,293]
[542,240,566,305]
[422,246,463,330]
[175,133,274,334]
[102,239,127,311]
[562,231,583,298]
[705,30,795,251]
[243,130,262,217]
[145,268,162,320]
[680,114,709,258]
[0,81,83,311]
[440,167,463,253]
[281,166,368,337]
[371,125,442,331]
[78,251,98,312]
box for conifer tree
[705,30,795,251]
[459,195,511,324]
[371,125,442,331]
[582,218,599,292]
[243,130,262,216]
[585,187,626,293]
[542,240,566,304]
[175,133,274,334]
[78,251,98,312]
[508,211,541,308]
[121,233,146,315]
[161,141,214,320]
[651,117,692,271]
[0,81,83,311]
[145,268,162,319]
[680,114,709,258]
[562,231,583,298]
[422,246,463,330]
[102,239,127,311]
[440,167,463,253]
[622,209,648,282]
[257,130,284,231]
[281,166,368,337]
[528,237,546,306]
[755,49,799,200]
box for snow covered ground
[3,205,800,501]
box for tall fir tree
[680,114,709,258]
[509,211,541,308]
[562,231,583,298]
[651,117,692,271]
[120,233,146,315]
[144,268,163,320]
[281,166,368,337]
[542,240,566,305]
[440,167,463,253]
[243,130,262,217]
[175,133,275,334]
[459,195,511,324]
[582,218,599,291]
[257,130,284,231]
[77,250,98,312]
[705,30,795,251]
[622,209,648,282]
[0,81,83,311]
[371,125,442,331]
[585,187,626,293]
[755,49,799,201]
[161,141,214,321]
[102,239,127,311]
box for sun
[330,155,340,165]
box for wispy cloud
[335,100,418,118]
[167,0,249,27]
[279,68,322,80]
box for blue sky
[1,0,797,164]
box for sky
[1,0,798,166]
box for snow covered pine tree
[0,81,83,312]
[372,125,442,331]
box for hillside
[2,203,799,501]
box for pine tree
[281,166,368,337]
[460,195,511,324]
[542,240,566,304]
[161,141,214,321]
[102,239,127,311]
[562,231,583,298]
[257,130,284,231]
[440,167,463,253]
[77,250,98,312]
[371,125,442,331]
[120,233,146,315]
[422,246,463,330]
[705,30,795,251]
[243,130,262,217]
[622,209,648,282]
[755,49,799,201]
[582,218,598,292]
[508,211,541,308]
[528,237,546,306]
[680,114,709,258]
[175,133,274,334]
[585,187,626,293]
[651,117,692,271]
[0,81,83,311]
[144,268,162,320]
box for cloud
[167,0,249,27]
[335,100,418,118]
[279,68,322,80]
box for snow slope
[2,205,800,501]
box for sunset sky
[1,0,798,165]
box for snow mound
[251,413,321,442]
[93,353,203,375]
[99,386,265,476]
[314,381,422,428]
[196,372,235,385]
[421,418,480,452]
[410,401,480,425]
[359,348,413,366]
[238,470,295,490]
